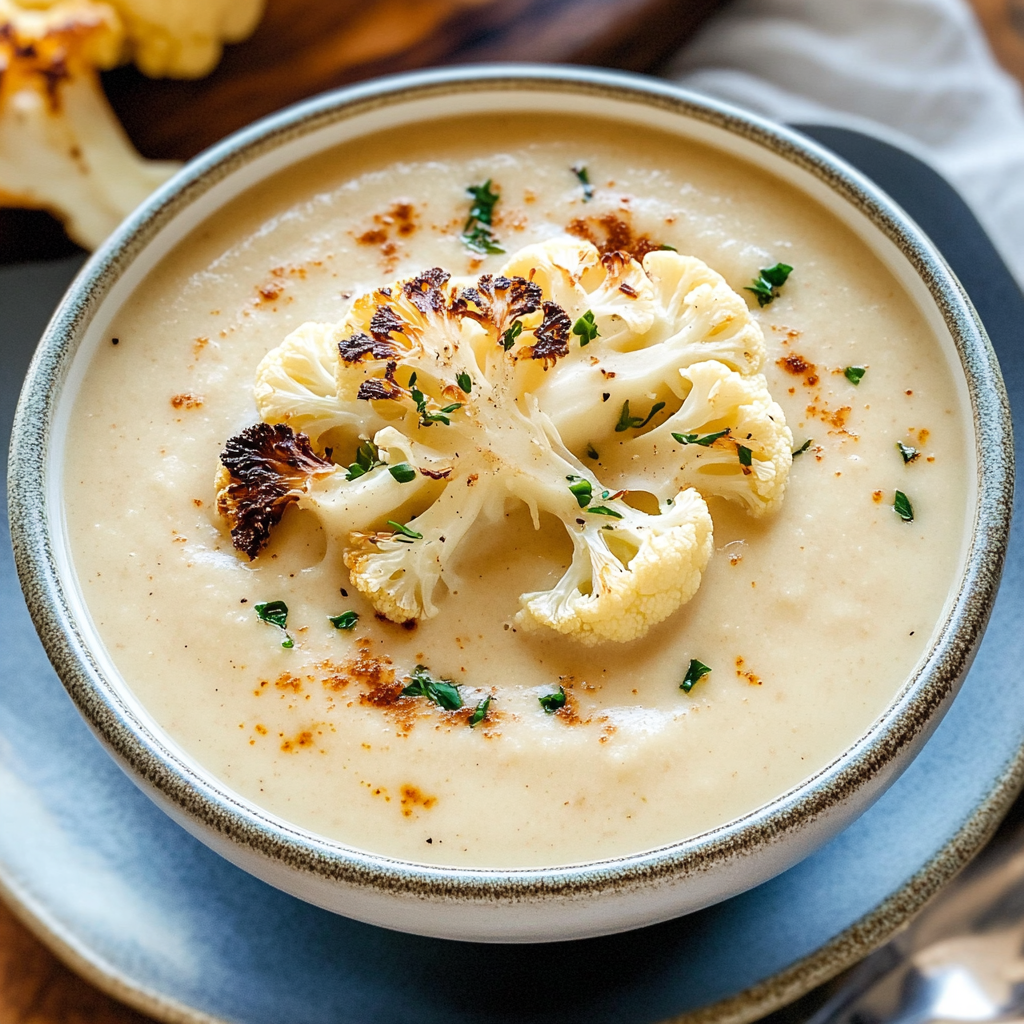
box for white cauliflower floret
[603,361,794,517]
[518,240,768,450]
[254,322,386,445]
[22,0,264,77]
[98,0,263,77]
[0,0,181,248]
[516,487,713,644]
[344,463,495,623]
[216,240,792,645]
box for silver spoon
[806,801,1024,1024]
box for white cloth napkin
[667,0,1024,286]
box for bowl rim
[7,63,1014,906]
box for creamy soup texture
[65,114,971,868]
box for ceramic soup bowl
[8,65,1013,942]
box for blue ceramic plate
[1,125,1022,1024]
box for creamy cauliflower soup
[64,114,971,868]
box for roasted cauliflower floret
[216,422,442,560]
[21,0,263,77]
[0,0,180,248]
[216,239,792,645]
[0,0,265,247]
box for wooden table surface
[3,0,1024,1020]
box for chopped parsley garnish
[572,309,599,346]
[469,696,491,727]
[410,376,460,426]
[737,444,753,467]
[844,365,867,385]
[897,441,920,464]
[572,164,594,201]
[893,490,914,522]
[680,658,711,693]
[402,665,463,710]
[388,519,423,541]
[586,443,599,460]
[501,320,523,351]
[745,262,793,307]
[388,462,417,483]
[658,244,678,252]
[567,476,593,508]
[587,505,623,519]
[672,428,729,447]
[456,371,472,393]
[328,611,359,630]
[792,439,813,457]
[462,180,504,255]
[539,687,566,713]
[254,600,293,648]
[615,399,666,432]
[345,439,386,480]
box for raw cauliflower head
[216,238,793,645]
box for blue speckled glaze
[0,127,1021,1024]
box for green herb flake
[745,262,793,307]
[897,441,920,464]
[501,319,523,351]
[658,244,678,251]
[411,380,460,427]
[387,519,424,540]
[466,180,499,225]
[586,443,599,460]
[571,164,594,201]
[672,428,730,448]
[469,696,491,728]
[329,611,359,630]
[255,600,288,629]
[463,226,504,255]
[345,439,386,480]
[254,600,293,648]
[402,665,463,711]
[844,365,867,386]
[587,505,623,519]
[893,490,914,523]
[388,462,417,483]
[737,444,753,467]
[615,399,666,432]
[456,371,472,393]
[539,687,567,713]
[680,659,711,693]
[568,477,593,508]
[462,180,504,255]
[792,439,813,457]
[572,309,599,346]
